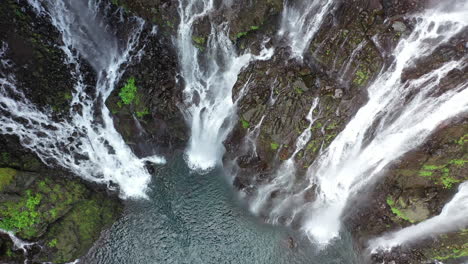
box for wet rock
[392,21,407,32]
[334,88,343,99]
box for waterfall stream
[275,1,468,245]
[0,0,165,199]
[177,0,273,172]
[279,0,335,59]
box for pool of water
[81,155,360,264]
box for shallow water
[81,155,360,264]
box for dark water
[82,155,360,264]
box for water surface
[82,155,359,264]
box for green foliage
[0,168,16,191]
[419,170,433,177]
[434,247,468,260]
[63,92,72,100]
[236,31,248,39]
[48,238,58,248]
[418,160,466,188]
[449,159,467,166]
[0,177,88,239]
[118,77,138,105]
[136,108,150,118]
[250,25,259,30]
[192,36,206,45]
[0,190,42,237]
[270,142,280,150]
[386,196,413,223]
[241,119,250,129]
[455,134,467,145]
[353,69,369,85]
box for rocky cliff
[0,0,466,263]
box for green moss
[63,92,72,100]
[270,142,280,150]
[45,198,120,263]
[0,168,16,191]
[241,119,250,129]
[236,31,248,39]
[192,36,206,45]
[136,108,150,118]
[386,196,413,223]
[419,170,433,177]
[294,86,304,94]
[456,134,467,145]
[250,25,260,30]
[118,77,138,105]
[449,159,467,166]
[417,159,467,188]
[0,190,43,237]
[433,245,468,260]
[48,238,58,248]
[353,69,369,85]
[0,176,88,239]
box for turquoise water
[82,155,360,264]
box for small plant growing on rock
[119,77,138,105]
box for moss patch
[0,168,16,191]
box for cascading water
[299,1,468,244]
[0,0,165,199]
[370,181,468,251]
[252,0,468,245]
[279,0,335,59]
[177,0,273,172]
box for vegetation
[353,69,369,85]
[418,160,467,188]
[270,142,280,150]
[241,119,250,129]
[119,77,138,105]
[0,167,16,191]
[386,196,414,223]
[136,108,150,118]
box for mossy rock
[38,196,121,263]
[0,168,16,191]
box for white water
[250,98,320,220]
[370,181,468,251]
[279,0,335,59]
[177,0,273,172]
[0,229,35,253]
[0,0,165,199]
[298,1,468,244]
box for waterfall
[370,181,468,251]
[177,0,273,172]
[299,1,468,244]
[279,0,335,59]
[249,0,468,245]
[0,0,165,199]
